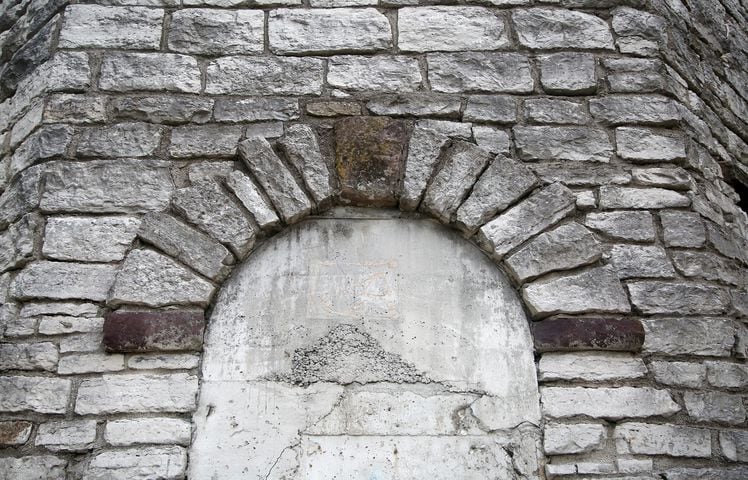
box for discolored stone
[0,420,32,446]
[531,317,645,353]
[104,309,206,353]
[335,117,409,207]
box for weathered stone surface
[334,117,408,208]
[479,183,576,259]
[705,223,745,263]
[168,9,263,54]
[214,97,299,123]
[105,418,191,446]
[0,342,58,371]
[0,213,39,272]
[530,163,631,187]
[245,121,283,139]
[77,122,162,157]
[278,124,335,206]
[505,223,601,282]
[615,423,711,457]
[706,361,748,389]
[269,8,391,54]
[238,137,312,222]
[399,127,450,211]
[206,56,324,95]
[589,95,680,126]
[0,376,71,413]
[604,58,665,93]
[428,53,533,93]
[542,387,680,419]
[514,126,612,162]
[0,420,32,446]
[59,5,163,49]
[629,281,730,315]
[419,120,472,139]
[513,9,614,50]
[684,392,746,425]
[599,186,690,209]
[43,216,139,262]
[421,142,493,223]
[307,101,361,117]
[58,353,125,375]
[463,95,516,123]
[60,333,104,353]
[10,102,44,149]
[585,211,655,242]
[83,447,187,480]
[0,456,66,480]
[36,420,96,452]
[9,124,73,177]
[721,431,748,462]
[616,127,687,162]
[113,96,213,124]
[100,53,201,93]
[399,7,509,52]
[12,261,117,302]
[641,317,736,356]
[663,467,748,480]
[524,98,588,125]
[128,353,200,370]
[109,249,215,308]
[44,94,107,124]
[632,167,691,189]
[185,162,233,185]
[472,126,511,155]
[523,266,630,318]
[138,212,232,280]
[540,352,646,382]
[225,171,280,230]
[20,302,99,318]
[328,56,421,93]
[169,124,242,158]
[75,373,197,414]
[41,160,174,213]
[540,53,596,95]
[367,94,461,117]
[650,361,706,388]
[104,309,205,353]
[612,6,666,56]
[38,316,104,336]
[172,181,257,256]
[673,250,743,286]
[609,244,675,279]
[543,423,605,455]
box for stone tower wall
[0,1,746,478]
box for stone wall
[0,1,746,479]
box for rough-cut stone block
[169,125,243,158]
[113,96,213,125]
[269,8,391,54]
[206,56,324,95]
[128,353,200,370]
[663,467,748,480]
[214,97,299,123]
[604,57,664,93]
[684,392,746,425]
[421,142,493,223]
[479,183,576,259]
[399,7,509,52]
[0,420,32,446]
[104,309,205,353]
[524,98,588,125]
[328,56,421,92]
[629,281,730,315]
[36,420,97,452]
[105,418,191,446]
[83,447,187,480]
[472,126,510,154]
[543,423,605,455]
[100,53,201,93]
[721,431,748,462]
[334,117,408,208]
[599,186,690,209]
[168,9,263,55]
[615,423,711,457]
[41,160,174,213]
[38,316,104,336]
[43,216,139,262]
[225,171,280,230]
[539,352,646,382]
[75,373,197,414]
[0,214,39,273]
[642,317,736,356]
[612,7,666,56]
[419,119,472,139]
[530,163,630,187]
[585,211,655,242]
[672,250,743,286]
[12,261,117,302]
[172,181,257,256]
[589,95,680,126]
[0,376,71,414]
[60,333,104,354]
[20,302,99,318]
[238,137,312,222]
[650,361,705,388]
[60,5,162,49]
[540,53,596,95]
[0,456,66,480]
[463,95,516,123]
[632,167,691,189]
[428,53,533,93]
[505,223,601,282]
[542,386,680,420]
[616,127,687,162]
[9,124,73,178]
[513,8,614,49]
[609,244,675,279]
[533,317,645,353]
[0,342,58,371]
[514,126,612,162]
[523,266,630,318]
[706,361,748,389]
[278,124,335,206]
[367,94,462,117]
[307,101,362,117]
[399,127,450,211]
[109,249,215,308]
[44,94,107,124]
[77,122,162,158]
[58,353,125,375]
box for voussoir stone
[514,126,613,162]
[615,423,711,457]
[513,8,614,50]
[83,447,187,480]
[0,376,71,414]
[59,5,163,49]
[100,53,201,93]
[278,124,335,206]
[43,216,140,262]
[400,126,451,211]
[428,53,534,93]
[12,261,117,302]
[327,56,422,92]
[628,281,730,315]
[104,309,205,353]
[0,456,66,480]
[616,127,687,162]
[225,171,281,231]
[541,386,680,420]
[642,317,736,357]
[612,7,666,56]
[169,9,264,55]
[398,7,509,52]
[75,373,198,414]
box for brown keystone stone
[532,317,645,353]
[103,310,205,353]
[335,117,409,207]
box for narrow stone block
[367,94,462,117]
[105,418,192,446]
[104,309,206,353]
[84,447,187,479]
[214,97,299,123]
[599,186,690,209]
[75,373,197,414]
[225,171,281,231]
[541,386,680,419]
[532,317,645,353]
[113,96,213,125]
[539,352,646,382]
[278,124,335,206]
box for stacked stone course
[0,0,746,478]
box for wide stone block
[307,101,362,117]
[539,53,597,95]
[128,354,200,371]
[38,316,104,336]
[0,456,66,480]
[104,309,205,353]
[642,317,736,356]
[398,7,509,52]
[44,94,107,124]
[616,127,687,162]
[615,423,711,457]
[169,124,243,158]
[100,53,201,93]
[513,8,614,50]
[83,447,187,480]
[75,373,198,414]
[514,126,612,162]
[105,418,192,446]
[328,56,421,93]
[112,96,213,125]
[59,5,163,49]
[629,281,730,315]
[672,250,743,286]
[650,361,705,388]
[279,124,335,206]
[269,8,391,54]
[214,97,299,123]
[532,317,645,353]
[599,186,690,209]
[663,467,748,480]
[584,211,655,242]
[609,244,675,279]
[36,420,97,452]
[0,376,71,414]
[539,352,646,382]
[544,423,605,455]
[43,216,140,262]
[632,167,691,189]
[706,361,748,389]
[12,261,117,302]
[428,53,533,93]
[77,122,162,158]
[0,342,58,371]
[589,95,680,126]
[168,9,264,55]
[367,94,462,118]
[206,56,324,95]
[541,386,680,420]
[57,353,125,375]
[684,392,746,425]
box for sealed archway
[189,209,542,479]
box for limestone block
[225,171,281,231]
[278,124,335,206]
[168,9,263,54]
[128,353,200,370]
[36,420,97,452]
[328,56,421,92]
[612,7,666,56]
[642,317,736,356]
[514,126,613,162]
[539,53,596,95]
[398,7,509,52]
[589,95,680,126]
[103,310,205,353]
[543,423,605,454]
[77,122,162,157]
[20,301,99,318]
[539,352,647,382]
[109,249,215,308]
[105,418,191,446]
[629,281,730,315]
[541,386,680,420]
[706,361,748,388]
[0,376,71,414]
[513,8,614,49]
[307,101,362,117]
[616,127,687,162]
[721,431,748,462]
[0,420,32,446]
[609,244,675,279]
[663,467,748,480]
[672,250,743,286]
[169,124,243,157]
[43,216,140,262]
[463,95,517,123]
[632,167,691,189]
[523,266,631,317]
[604,58,665,93]
[650,361,705,388]
[585,211,655,242]
[59,5,163,49]
[11,261,117,302]
[472,126,511,155]
[75,373,197,414]
[530,163,631,187]
[9,124,73,177]
[0,213,39,272]
[214,97,299,122]
[113,95,213,124]
[524,98,588,125]
[419,120,472,139]
[44,94,107,124]
[58,353,125,375]
[83,447,187,480]
[400,127,450,211]
[0,456,66,480]
[684,392,746,425]
[0,342,58,371]
[100,53,201,93]
[206,56,324,95]
[428,53,533,93]
[599,186,690,209]
[10,102,44,149]
[614,423,711,457]
[38,316,104,335]
[367,93,462,117]
[505,223,601,282]
[269,8,391,54]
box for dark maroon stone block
[532,316,645,353]
[103,309,205,353]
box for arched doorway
[189,209,542,479]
